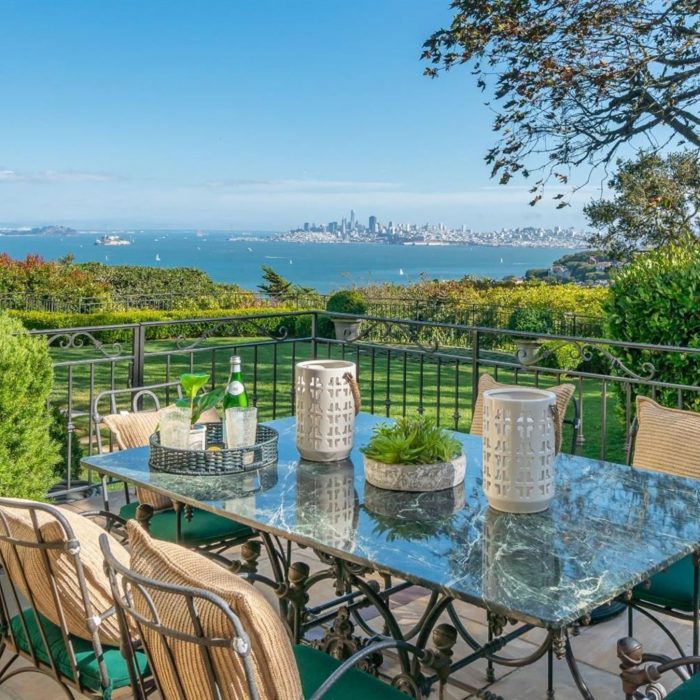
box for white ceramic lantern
[482,387,557,513]
[295,360,359,462]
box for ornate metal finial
[617,636,644,668]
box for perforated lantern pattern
[296,459,358,550]
[295,360,357,462]
[482,388,556,513]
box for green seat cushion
[119,501,253,545]
[9,610,148,699]
[634,555,696,612]
[668,672,700,699]
[295,644,408,700]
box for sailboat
[500,257,504,263]
[399,268,405,276]
[155,254,161,262]
[247,247,253,252]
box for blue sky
[0,0,593,230]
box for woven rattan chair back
[470,373,581,454]
[629,395,700,478]
[0,498,111,697]
[93,382,183,453]
[100,533,259,700]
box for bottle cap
[230,355,241,364]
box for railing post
[130,324,146,389]
[471,329,480,413]
[311,312,318,359]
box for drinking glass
[159,405,192,450]
[225,407,258,449]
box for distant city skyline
[0,1,603,230]
[284,208,587,248]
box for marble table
[83,413,700,698]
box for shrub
[319,290,370,338]
[605,240,700,410]
[506,307,557,335]
[0,254,108,307]
[326,290,369,315]
[0,314,60,498]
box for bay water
[0,230,574,293]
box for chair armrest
[308,639,428,700]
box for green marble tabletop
[83,412,700,629]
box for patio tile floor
[0,492,690,700]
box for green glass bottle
[223,355,249,410]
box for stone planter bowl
[332,319,362,342]
[364,481,465,519]
[363,452,466,492]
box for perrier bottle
[223,355,249,409]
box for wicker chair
[93,384,255,557]
[627,396,700,658]
[0,498,154,698]
[101,522,423,700]
[470,373,580,454]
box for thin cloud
[204,178,402,192]
[0,169,117,184]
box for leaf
[180,372,210,399]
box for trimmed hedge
[10,306,313,343]
[0,314,60,499]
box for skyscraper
[369,215,377,233]
[349,209,355,230]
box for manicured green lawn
[49,335,629,464]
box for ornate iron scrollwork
[341,318,440,354]
[46,331,124,358]
[175,319,288,351]
[311,606,383,676]
[516,338,657,381]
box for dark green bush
[606,240,700,410]
[0,314,60,498]
[318,290,370,338]
[506,307,557,335]
[78,262,218,298]
[326,290,369,315]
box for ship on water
[95,234,131,246]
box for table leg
[563,631,595,700]
[547,644,555,699]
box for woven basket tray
[149,423,278,476]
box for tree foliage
[585,151,700,256]
[422,0,700,201]
[257,265,293,300]
[0,254,108,303]
[0,314,60,499]
[605,241,700,409]
[257,265,319,304]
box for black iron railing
[34,310,699,498]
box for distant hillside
[0,225,79,236]
[525,250,620,285]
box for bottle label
[228,381,245,396]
